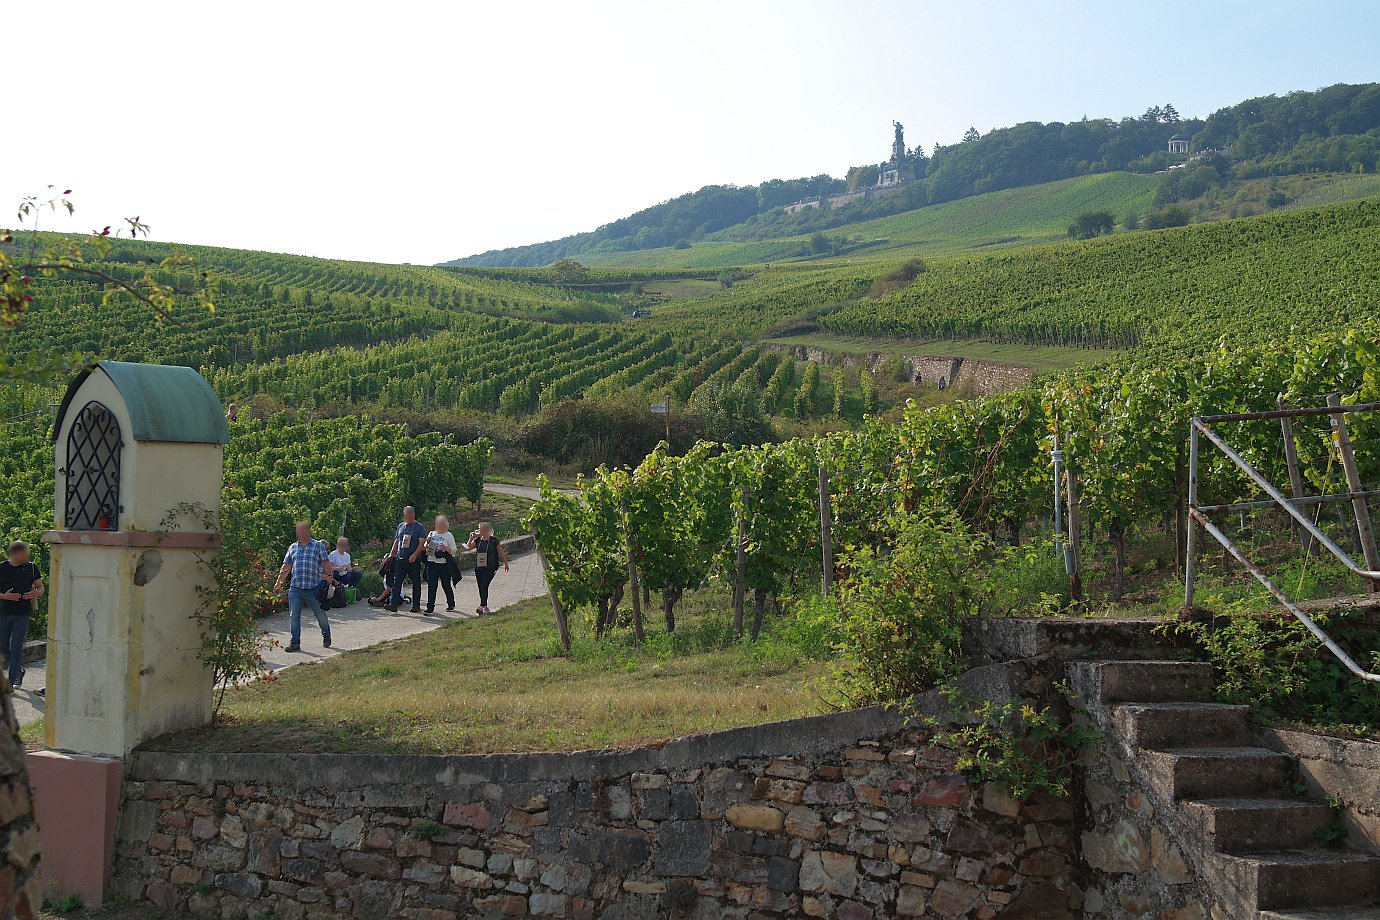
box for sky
[6,0,1379,265]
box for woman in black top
[0,541,43,689]
[466,522,508,615]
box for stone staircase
[1072,659,1380,919]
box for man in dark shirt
[0,541,43,689]
[386,505,427,614]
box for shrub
[1067,211,1115,240]
[163,500,279,719]
[932,692,1098,799]
[871,258,928,297]
[797,513,1069,707]
[1165,604,1380,734]
[821,512,991,704]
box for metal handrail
[1192,419,1380,582]
[1186,403,1380,684]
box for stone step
[1141,747,1298,800]
[1216,850,1380,912]
[1181,798,1337,853]
[1113,702,1254,749]
[1074,659,1216,705]
[1259,907,1380,920]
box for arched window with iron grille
[64,401,122,531]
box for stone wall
[111,664,1087,919]
[1262,727,1380,852]
[0,683,42,918]
[762,344,1036,399]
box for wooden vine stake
[1329,394,1380,591]
[532,524,571,653]
[818,463,834,596]
[733,487,748,639]
[1065,462,1083,603]
[621,495,645,643]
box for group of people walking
[275,506,509,653]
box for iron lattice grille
[64,401,122,531]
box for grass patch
[143,590,828,756]
[764,332,1116,374]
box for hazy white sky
[7,0,1378,265]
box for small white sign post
[651,397,670,443]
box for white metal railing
[1186,399,1380,683]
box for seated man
[319,536,363,605]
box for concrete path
[484,481,576,501]
[14,548,548,730]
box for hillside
[577,172,1161,268]
[636,197,1380,356]
[447,82,1380,267]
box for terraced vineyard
[5,236,844,421]
[820,198,1380,350]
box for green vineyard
[821,198,1380,350]
[529,319,1380,630]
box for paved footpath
[13,548,548,730]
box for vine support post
[1174,439,1188,571]
[1051,437,1067,573]
[1185,423,1199,610]
[1064,458,1082,603]
[733,488,747,639]
[621,496,645,643]
[818,462,834,596]
[531,524,571,653]
[1278,397,1311,553]
[1328,393,1380,591]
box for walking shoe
[445,606,456,613]
[13,670,23,690]
[410,607,422,614]
[323,634,332,649]
[384,604,398,613]
[422,610,433,616]
[285,643,303,653]
[33,688,43,698]
[475,606,484,615]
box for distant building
[1168,134,1190,155]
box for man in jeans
[386,505,427,614]
[276,521,336,652]
[0,541,42,689]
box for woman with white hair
[424,515,458,615]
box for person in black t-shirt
[0,541,43,689]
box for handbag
[379,556,394,577]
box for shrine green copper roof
[54,361,230,445]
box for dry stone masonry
[112,664,1083,919]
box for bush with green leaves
[1166,605,1380,735]
[932,692,1098,799]
[814,510,1063,706]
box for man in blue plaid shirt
[276,521,336,653]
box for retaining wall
[1262,727,1380,852]
[111,663,1088,919]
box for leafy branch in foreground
[0,186,216,384]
